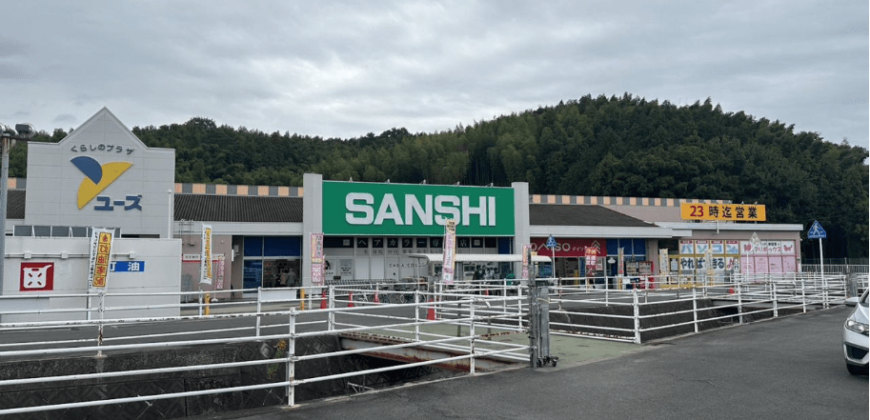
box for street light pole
[0,123,34,295]
[0,136,10,294]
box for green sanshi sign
[322,181,515,236]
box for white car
[843,289,869,375]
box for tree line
[14,93,869,258]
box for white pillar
[302,173,323,288]
[511,182,530,276]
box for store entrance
[243,259,300,292]
[553,257,580,279]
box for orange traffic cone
[374,290,380,304]
[426,298,437,320]
[320,289,328,309]
[484,288,489,296]
[347,291,355,308]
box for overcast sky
[3,1,868,151]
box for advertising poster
[310,232,325,286]
[340,259,354,278]
[726,240,740,255]
[705,246,714,277]
[88,228,114,289]
[680,257,695,273]
[617,247,624,276]
[695,240,710,256]
[584,246,599,269]
[679,240,694,255]
[311,262,324,286]
[311,233,324,263]
[200,224,213,285]
[659,249,669,276]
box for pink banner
[441,221,456,284]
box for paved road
[194,305,867,420]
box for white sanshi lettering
[374,194,404,225]
[434,196,460,225]
[462,196,487,226]
[405,194,433,225]
[346,193,374,225]
[344,193,497,227]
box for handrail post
[97,292,105,357]
[633,290,641,344]
[737,282,743,324]
[436,283,442,320]
[502,281,507,314]
[801,276,807,313]
[517,284,524,330]
[772,281,778,318]
[823,274,829,309]
[692,287,699,334]
[414,290,420,342]
[256,287,262,337]
[328,286,335,331]
[286,309,296,407]
[469,302,476,375]
[198,291,203,317]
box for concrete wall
[176,229,234,299]
[1,237,181,323]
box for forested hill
[14,94,869,258]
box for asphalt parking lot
[197,305,868,420]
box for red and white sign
[20,262,54,292]
[584,246,599,268]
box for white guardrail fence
[0,270,864,416]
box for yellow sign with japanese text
[680,203,766,222]
[89,229,114,288]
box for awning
[407,253,551,263]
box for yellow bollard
[204,293,211,316]
[300,288,306,311]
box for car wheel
[846,363,868,376]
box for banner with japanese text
[88,228,114,289]
[680,203,766,221]
[441,220,457,284]
[311,233,325,286]
[200,224,213,285]
[659,249,669,276]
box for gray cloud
[1,0,866,150]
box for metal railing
[535,272,850,343]
[0,284,529,416]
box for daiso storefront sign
[530,238,606,257]
[322,181,515,236]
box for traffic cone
[374,290,380,304]
[484,288,489,296]
[426,298,436,320]
[320,289,328,309]
[347,291,355,308]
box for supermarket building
[0,108,803,302]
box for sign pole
[818,238,824,282]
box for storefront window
[243,260,262,290]
[243,236,301,289]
